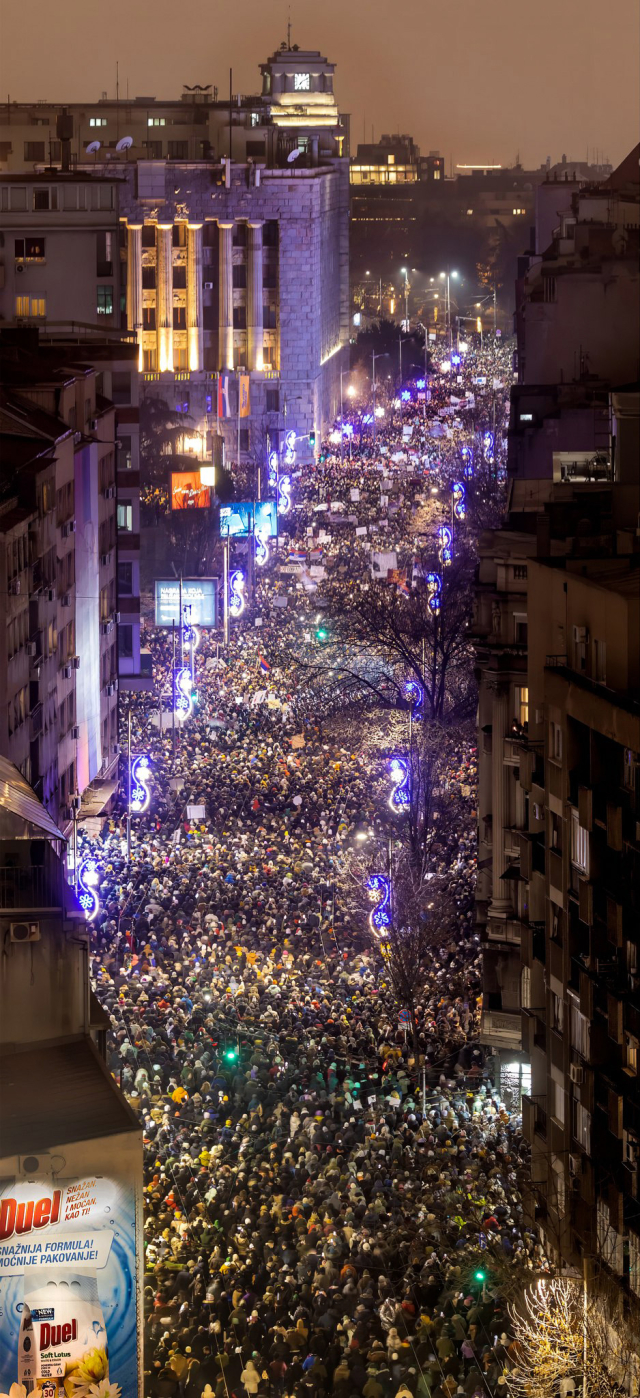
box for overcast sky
[0,0,637,170]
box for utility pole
[223,537,230,646]
[126,699,132,861]
[171,620,176,760]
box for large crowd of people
[84,337,544,1398]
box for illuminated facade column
[247,220,264,371]
[126,224,143,369]
[156,222,174,373]
[489,684,512,919]
[218,221,234,371]
[186,222,204,372]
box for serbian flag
[218,375,231,419]
[258,655,271,673]
[396,577,411,598]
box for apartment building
[0,330,140,826]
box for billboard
[0,1141,142,1396]
[219,502,253,538]
[170,472,211,510]
[154,578,217,628]
[254,500,278,539]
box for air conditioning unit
[105,486,116,500]
[115,611,121,623]
[16,262,24,274]
[26,640,37,657]
[72,656,81,670]
[569,1063,583,1085]
[91,417,99,431]
[61,592,71,607]
[70,793,82,811]
[204,281,214,289]
[71,725,80,739]
[46,587,56,602]
[9,578,21,595]
[107,681,117,696]
[62,664,72,679]
[9,921,40,943]
[572,625,588,643]
[62,519,76,538]
[569,1153,582,1176]
[100,552,111,567]
[112,743,121,755]
[101,620,114,635]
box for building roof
[603,142,640,191]
[0,755,66,840]
[0,1037,140,1156]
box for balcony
[480,1008,522,1050]
[522,1093,547,1141]
[0,863,66,911]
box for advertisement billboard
[219,502,253,538]
[0,1137,142,1397]
[170,472,211,510]
[154,578,217,628]
[254,500,278,539]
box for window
[597,1197,623,1273]
[625,1035,638,1074]
[25,141,46,160]
[118,562,133,595]
[515,686,529,727]
[15,235,45,260]
[592,639,606,683]
[89,117,108,127]
[623,749,636,790]
[118,623,133,659]
[514,613,528,645]
[142,267,157,289]
[15,295,30,317]
[293,72,310,91]
[117,503,133,532]
[550,720,562,762]
[570,809,589,874]
[142,348,157,370]
[147,117,166,126]
[174,346,188,369]
[33,187,57,210]
[433,168,441,179]
[9,186,27,210]
[111,372,132,405]
[147,141,163,158]
[263,305,277,329]
[172,222,187,247]
[232,263,247,289]
[573,1101,591,1152]
[97,229,113,276]
[117,436,132,470]
[250,112,260,127]
[521,965,531,1009]
[96,286,114,315]
[544,276,557,303]
[168,141,188,159]
[143,306,156,329]
[173,306,187,329]
[570,999,590,1059]
[266,389,280,412]
[240,428,249,452]
[233,305,246,330]
[630,1232,640,1299]
[552,1080,565,1126]
[551,993,564,1035]
[513,564,528,580]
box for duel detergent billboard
[0,1147,141,1396]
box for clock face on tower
[293,72,310,91]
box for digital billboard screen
[254,500,278,539]
[219,502,253,538]
[154,578,218,628]
[170,472,211,510]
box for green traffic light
[316,629,328,641]
[474,1269,486,1283]
[224,1048,238,1062]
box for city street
[80,338,548,1398]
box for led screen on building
[154,578,218,628]
[254,500,278,538]
[170,472,211,510]
[219,502,253,538]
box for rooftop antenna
[116,60,119,103]
[287,5,292,47]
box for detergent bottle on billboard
[19,1267,109,1395]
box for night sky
[0,0,637,169]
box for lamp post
[372,352,389,448]
[339,367,353,466]
[401,266,409,329]
[439,270,460,346]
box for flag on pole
[238,375,251,418]
[218,375,231,419]
[258,655,271,673]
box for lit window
[467,208,473,215]
[623,749,636,790]
[553,1080,565,1124]
[570,808,589,874]
[549,720,562,762]
[147,117,166,126]
[89,118,108,127]
[117,503,133,532]
[626,1035,638,1074]
[515,686,529,726]
[433,169,440,179]
[570,999,590,1059]
[15,295,30,316]
[521,965,531,1009]
[388,154,395,164]
[97,286,113,315]
[551,994,564,1035]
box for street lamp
[372,352,390,448]
[401,266,409,329]
[439,270,460,346]
[339,366,352,465]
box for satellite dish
[116,136,133,151]
[86,141,101,154]
[287,148,302,163]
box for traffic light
[315,627,328,642]
[224,1047,238,1063]
[474,1269,486,1283]
[309,430,316,449]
